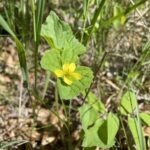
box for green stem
[81,0,90,43]
[42,71,51,100]
[31,0,37,42]
[60,98,72,150]
[84,0,106,45]
[82,51,107,104]
[55,87,68,149]
[119,116,131,150]
[31,0,38,93]
[55,85,59,114]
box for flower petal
[69,63,76,73]
[54,69,64,77]
[71,72,81,80]
[64,76,73,85]
[63,63,70,73]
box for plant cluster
[0,0,150,149]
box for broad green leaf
[128,116,146,150]
[61,47,79,64]
[0,15,28,87]
[63,36,86,56]
[57,66,93,99]
[87,92,105,113]
[41,11,86,55]
[41,11,71,49]
[40,49,61,72]
[97,113,119,148]
[82,113,119,148]
[82,118,104,147]
[79,104,99,132]
[140,113,150,126]
[119,91,136,115]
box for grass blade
[36,0,45,42]
[83,0,106,45]
[127,91,146,150]
[128,116,146,150]
[31,0,45,92]
[0,140,29,149]
[0,15,29,88]
[99,0,148,28]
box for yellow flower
[54,63,81,85]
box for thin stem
[119,116,131,150]
[42,71,51,100]
[60,98,72,150]
[55,85,59,114]
[31,0,38,93]
[81,0,90,43]
[31,0,37,42]
[82,51,107,104]
[83,0,106,45]
[55,87,68,149]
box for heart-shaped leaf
[79,104,99,132]
[97,113,119,147]
[82,113,119,148]
[82,118,104,147]
[41,11,86,56]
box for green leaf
[57,66,93,99]
[63,36,86,56]
[140,113,150,126]
[97,113,119,148]
[61,48,79,64]
[40,49,61,72]
[87,92,105,113]
[128,116,146,150]
[41,11,71,49]
[41,11,86,55]
[82,113,119,148]
[0,15,28,87]
[119,91,136,115]
[79,104,99,132]
[82,118,104,147]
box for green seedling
[40,11,93,100]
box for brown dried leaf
[41,134,55,145]
[143,126,150,137]
[37,108,50,125]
